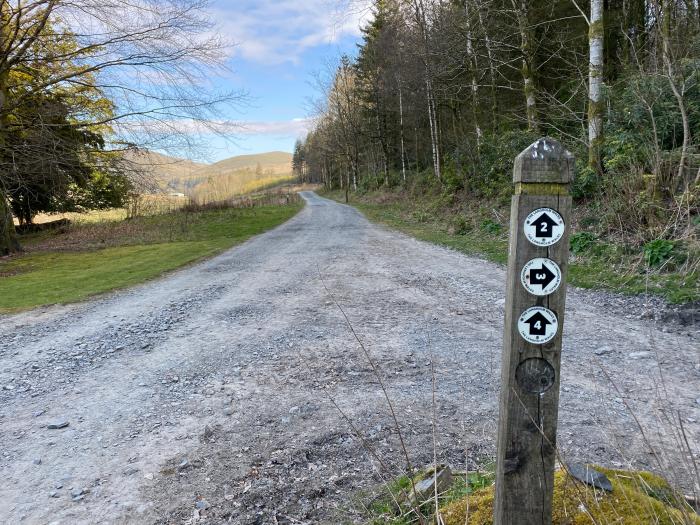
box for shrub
[570,232,597,254]
[643,239,676,267]
[456,129,540,199]
[450,215,469,235]
[572,164,600,200]
[441,163,464,194]
[480,219,502,235]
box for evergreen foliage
[301,0,700,247]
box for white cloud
[121,117,312,138]
[210,0,372,64]
[239,118,312,137]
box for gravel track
[0,191,698,524]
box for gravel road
[1,191,698,524]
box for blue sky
[197,0,370,162]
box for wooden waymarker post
[495,138,573,524]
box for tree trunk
[465,1,483,145]
[0,9,20,255]
[661,0,691,186]
[351,152,358,192]
[477,2,498,131]
[398,81,407,183]
[588,0,605,172]
[513,0,538,131]
[0,191,20,255]
[426,77,441,180]
[345,165,350,203]
[375,109,389,186]
[414,0,441,180]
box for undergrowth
[322,184,698,303]
[365,466,699,524]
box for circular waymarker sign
[516,358,556,394]
[524,207,565,247]
[521,258,562,296]
[518,306,558,344]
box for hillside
[127,150,294,197]
[206,151,293,174]
[124,150,207,192]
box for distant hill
[207,151,293,173]
[126,150,294,197]
[123,150,206,192]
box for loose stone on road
[0,192,698,524]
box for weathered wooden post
[495,138,573,524]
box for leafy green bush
[480,219,502,235]
[440,163,464,194]
[456,129,539,199]
[450,215,469,235]
[609,67,700,153]
[387,169,404,188]
[571,164,600,200]
[644,239,675,267]
[570,232,597,254]
[357,174,381,193]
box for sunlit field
[2,190,303,312]
[25,195,189,225]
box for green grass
[366,469,495,525]
[323,190,698,303]
[349,199,509,265]
[0,203,302,313]
[368,475,413,525]
[365,466,698,525]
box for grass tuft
[0,200,302,313]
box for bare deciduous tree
[0,0,240,254]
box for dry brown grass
[20,190,303,253]
[22,194,188,227]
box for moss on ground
[438,468,699,525]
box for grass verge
[366,466,699,524]
[322,190,698,303]
[0,201,302,313]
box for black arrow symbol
[532,212,558,238]
[524,311,552,336]
[529,263,556,289]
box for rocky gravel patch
[0,192,697,524]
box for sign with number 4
[517,306,558,344]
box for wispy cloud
[211,0,371,64]
[121,117,312,138]
[239,118,312,137]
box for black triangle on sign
[530,264,556,289]
[532,212,558,238]
[524,312,551,336]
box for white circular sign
[518,306,558,344]
[521,258,562,296]
[524,208,565,247]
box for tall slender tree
[588,0,605,172]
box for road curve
[0,191,698,524]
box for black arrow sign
[529,263,556,289]
[524,311,551,336]
[532,212,558,238]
